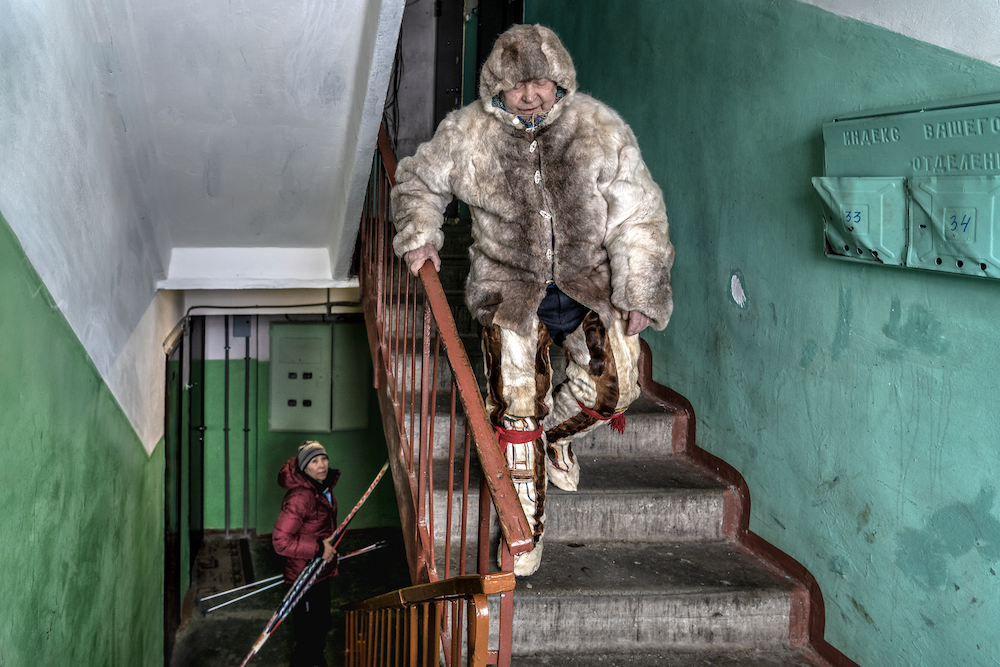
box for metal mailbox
[907,176,1000,278]
[812,177,907,265]
[813,94,1000,279]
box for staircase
[429,220,827,666]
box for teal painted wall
[201,354,398,535]
[0,211,163,665]
[526,1,1000,665]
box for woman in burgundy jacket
[273,441,340,667]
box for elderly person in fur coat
[391,24,674,576]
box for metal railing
[344,573,516,667]
[356,125,533,666]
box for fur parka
[391,24,674,337]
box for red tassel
[609,413,626,434]
[576,399,627,434]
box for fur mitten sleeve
[602,127,675,331]
[390,116,462,257]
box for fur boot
[545,440,579,491]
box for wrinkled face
[501,78,557,115]
[304,454,329,482]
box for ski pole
[206,580,284,613]
[204,541,387,613]
[199,575,283,603]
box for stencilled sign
[823,98,1000,178]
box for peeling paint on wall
[881,297,950,358]
[895,489,1000,591]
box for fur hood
[479,24,577,129]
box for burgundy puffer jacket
[272,457,340,583]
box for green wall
[201,355,398,536]
[526,1,1000,665]
[0,211,163,665]
[202,357,259,533]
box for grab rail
[355,125,531,666]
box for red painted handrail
[356,126,531,666]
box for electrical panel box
[269,322,370,433]
[270,323,333,432]
[330,322,370,432]
[813,95,1000,279]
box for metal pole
[200,541,387,605]
[224,316,231,539]
[199,574,283,603]
[205,580,284,614]
[244,331,251,538]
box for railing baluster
[460,424,471,577]
[358,126,532,667]
[444,378,457,580]
[416,297,431,579]
[408,605,418,666]
[477,467,491,575]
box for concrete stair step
[512,648,817,667]
[432,456,725,544]
[411,407,676,461]
[495,540,793,654]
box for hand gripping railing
[356,125,533,667]
[344,573,515,667]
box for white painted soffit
[329,0,406,280]
[797,0,1000,67]
[158,247,359,290]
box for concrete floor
[169,527,411,667]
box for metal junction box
[812,95,1000,279]
[269,322,370,433]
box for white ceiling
[0,0,403,451]
[118,0,402,289]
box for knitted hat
[297,441,327,471]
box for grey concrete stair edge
[488,590,792,654]
[430,487,726,544]
[509,648,816,667]
[401,410,678,460]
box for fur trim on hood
[479,24,577,127]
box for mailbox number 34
[949,214,971,233]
